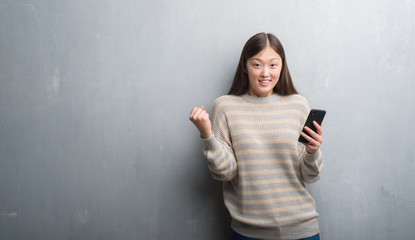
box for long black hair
[228,33,298,96]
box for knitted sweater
[202,93,323,240]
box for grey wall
[1,0,414,239]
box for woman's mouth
[259,79,271,86]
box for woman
[189,33,323,240]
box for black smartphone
[298,109,326,143]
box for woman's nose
[261,67,270,77]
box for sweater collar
[241,93,282,104]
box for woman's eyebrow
[251,57,281,61]
[251,57,282,62]
[250,58,262,61]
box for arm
[299,121,324,183]
[299,147,323,183]
[202,134,237,181]
[189,103,237,181]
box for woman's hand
[300,121,323,154]
[189,106,213,139]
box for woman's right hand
[189,106,213,139]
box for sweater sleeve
[202,97,238,181]
[297,96,323,183]
[299,147,323,183]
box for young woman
[189,33,323,240]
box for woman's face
[246,46,282,97]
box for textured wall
[1,0,414,239]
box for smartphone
[298,109,326,143]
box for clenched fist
[189,106,213,139]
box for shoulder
[211,95,243,115]
[212,95,243,108]
[213,95,242,104]
[284,94,309,104]
[282,94,310,113]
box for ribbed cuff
[304,149,322,162]
[202,135,221,151]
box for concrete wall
[1,0,414,239]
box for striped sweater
[202,93,323,240]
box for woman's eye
[271,64,278,68]
[254,64,261,68]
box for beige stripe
[228,119,302,128]
[226,109,306,118]
[214,155,229,170]
[231,210,317,225]
[213,113,227,129]
[212,106,306,126]
[302,159,323,176]
[212,117,232,144]
[233,138,297,148]
[215,117,302,142]
[225,200,314,215]
[212,115,232,144]
[211,163,237,176]
[302,164,324,181]
[224,192,312,205]
[308,158,322,172]
[233,186,304,195]
[215,99,308,110]
[236,148,297,157]
[205,150,227,170]
[238,168,299,177]
[207,151,237,172]
[231,128,299,138]
[236,176,300,186]
[213,150,226,164]
[203,147,221,156]
[216,153,239,171]
[237,159,298,167]
[215,117,299,138]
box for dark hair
[228,33,298,96]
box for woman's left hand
[300,121,323,154]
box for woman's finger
[189,107,198,119]
[304,126,320,141]
[313,121,323,136]
[190,107,203,120]
[300,132,315,145]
